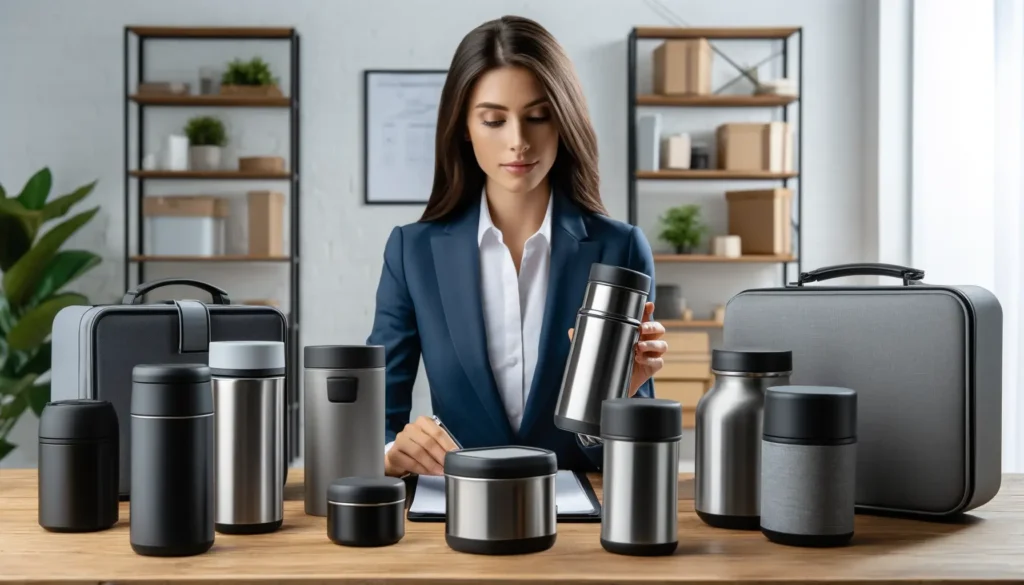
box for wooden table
[2,469,1023,584]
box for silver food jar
[444,446,557,555]
[600,397,682,556]
[303,345,385,517]
[554,263,651,439]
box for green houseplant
[220,57,282,97]
[0,168,101,461]
[658,204,708,254]
[184,115,228,171]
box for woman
[367,15,668,477]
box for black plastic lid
[711,348,793,374]
[444,446,557,480]
[38,399,119,441]
[588,263,652,294]
[328,476,406,505]
[763,385,857,444]
[600,397,683,442]
[304,345,385,370]
[131,364,213,417]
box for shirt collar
[477,188,553,247]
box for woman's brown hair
[419,15,607,222]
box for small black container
[327,477,406,547]
[37,399,119,532]
[760,385,858,547]
[130,364,215,557]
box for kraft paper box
[653,39,712,95]
[716,122,793,172]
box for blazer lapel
[430,202,514,442]
[518,193,601,440]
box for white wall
[0,0,869,467]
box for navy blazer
[366,191,657,471]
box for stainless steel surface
[602,439,679,545]
[303,367,385,517]
[580,281,648,321]
[694,371,790,518]
[213,377,284,526]
[446,475,556,541]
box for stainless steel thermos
[761,385,858,547]
[303,345,385,517]
[695,348,792,530]
[130,364,215,556]
[554,263,651,439]
[209,341,286,534]
[599,397,682,556]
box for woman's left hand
[567,302,668,397]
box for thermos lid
[327,477,406,505]
[763,385,857,444]
[588,263,651,294]
[712,348,793,374]
[38,399,118,441]
[209,340,285,376]
[444,446,557,480]
[131,364,213,418]
[600,398,683,442]
[304,345,384,370]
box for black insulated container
[327,477,406,547]
[130,364,215,557]
[37,399,119,532]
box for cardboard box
[716,122,793,172]
[662,331,710,354]
[661,134,692,169]
[653,39,712,95]
[247,190,285,256]
[143,195,228,257]
[655,355,712,381]
[725,188,793,255]
[654,380,708,408]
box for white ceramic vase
[189,146,222,171]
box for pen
[432,415,463,449]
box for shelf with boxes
[122,25,302,465]
[627,26,802,284]
[652,330,716,428]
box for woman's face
[465,65,559,196]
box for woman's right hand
[385,416,459,477]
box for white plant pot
[189,146,223,171]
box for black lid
[763,385,857,443]
[38,399,119,441]
[327,476,406,505]
[588,263,652,294]
[444,446,557,480]
[712,348,793,374]
[131,364,213,417]
[304,345,385,370]
[600,397,683,442]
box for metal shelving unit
[122,25,302,464]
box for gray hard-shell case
[723,263,1002,519]
[51,278,290,498]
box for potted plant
[220,57,282,97]
[658,204,708,254]
[184,116,227,171]
[0,168,101,462]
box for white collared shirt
[478,189,552,432]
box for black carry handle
[122,278,232,305]
[793,263,925,287]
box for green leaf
[27,382,49,416]
[0,394,29,437]
[41,180,97,221]
[6,293,87,351]
[29,250,101,306]
[16,168,53,211]
[0,182,7,198]
[14,342,50,378]
[2,206,99,307]
[0,438,14,461]
[0,215,34,272]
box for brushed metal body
[445,475,556,541]
[601,439,679,545]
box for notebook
[406,470,602,523]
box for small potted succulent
[184,116,227,171]
[658,204,708,254]
[220,57,282,97]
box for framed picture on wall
[363,69,448,205]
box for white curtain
[912,0,1024,472]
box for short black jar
[327,477,406,547]
[37,399,120,532]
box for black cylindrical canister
[37,399,120,532]
[327,477,406,547]
[130,364,215,557]
[760,385,858,547]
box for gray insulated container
[723,263,1002,519]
